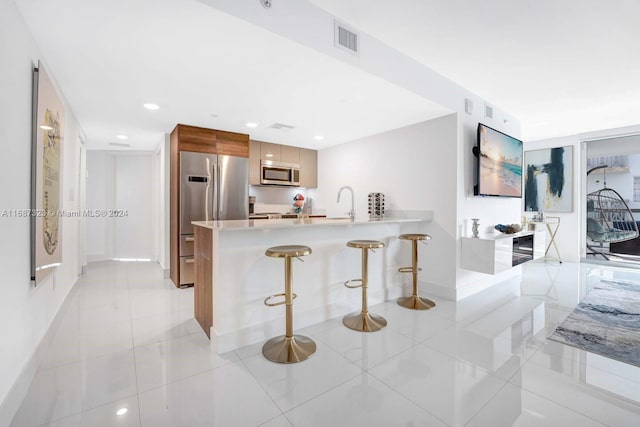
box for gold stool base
[262,335,316,364]
[343,312,387,332]
[397,295,436,310]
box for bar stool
[263,245,316,364]
[343,240,387,332]
[397,234,435,310]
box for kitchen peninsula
[193,215,431,353]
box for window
[634,176,640,202]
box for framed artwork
[31,62,64,284]
[524,146,573,213]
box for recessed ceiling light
[39,125,53,130]
[143,103,160,110]
[116,408,128,416]
[245,122,258,128]
[115,134,128,140]
[313,135,324,140]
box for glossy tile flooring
[11,260,640,426]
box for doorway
[85,151,154,261]
[585,134,640,265]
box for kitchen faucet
[337,186,355,220]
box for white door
[114,154,153,259]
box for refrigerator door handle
[205,158,212,222]
[212,161,218,221]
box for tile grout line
[126,263,144,427]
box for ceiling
[308,0,640,141]
[15,0,640,151]
[15,0,450,150]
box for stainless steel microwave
[260,160,300,186]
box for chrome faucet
[337,186,355,220]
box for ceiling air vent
[484,104,494,119]
[109,142,130,148]
[334,21,359,55]
[268,123,295,132]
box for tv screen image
[476,123,523,198]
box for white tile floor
[10,260,640,426]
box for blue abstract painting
[524,146,573,212]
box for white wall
[113,155,154,258]
[85,151,112,261]
[527,124,640,261]
[154,134,171,272]
[316,115,459,292]
[455,108,523,298]
[0,0,85,421]
[86,151,155,261]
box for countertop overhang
[192,216,429,231]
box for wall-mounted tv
[474,123,523,198]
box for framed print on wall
[31,61,65,285]
[524,146,573,213]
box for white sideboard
[461,230,546,275]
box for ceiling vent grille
[484,104,494,119]
[268,123,295,132]
[109,142,130,147]
[334,21,359,55]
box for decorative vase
[293,193,305,214]
[471,218,480,238]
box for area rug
[549,279,640,367]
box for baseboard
[418,280,457,300]
[162,268,170,279]
[0,279,79,426]
[86,254,108,263]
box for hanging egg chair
[586,165,639,259]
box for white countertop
[193,216,427,231]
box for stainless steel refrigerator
[179,151,248,285]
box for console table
[528,217,561,263]
[461,230,546,275]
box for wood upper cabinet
[173,124,217,154]
[170,124,249,157]
[260,142,281,161]
[281,145,300,164]
[249,140,317,188]
[249,140,261,185]
[299,148,318,188]
[215,129,250,157]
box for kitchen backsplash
[249,187,320,214]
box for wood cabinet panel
[299,148,318,188]
[215,130,249,157]
[260,142,281,161]
[281,145,300,164]
[194,225,213,338]
[249,140,261,185]
[170,128,180,287]
[175,124,216,152]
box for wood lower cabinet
[170,124,249,288]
